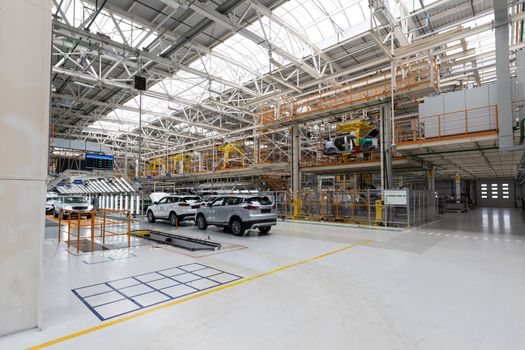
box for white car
[146,194,203,226]
[46,194,59,214]
[54,196,93,219]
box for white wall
[0,0,52,336]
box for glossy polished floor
[1,208,525,350]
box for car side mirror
[207,202,212,207]
[154,201,158,205]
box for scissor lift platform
[131,230,221,251]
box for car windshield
[63,197,85,204]
[245,197,272,205]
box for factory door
[477,180,515,208]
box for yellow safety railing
[57,208,131,253]
[260,62,439,125]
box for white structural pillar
[0,0,52,336]
[130,195,135,214]
[494,0,514,148]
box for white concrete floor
[1,208,525,349]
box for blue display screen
[85,153,113,170]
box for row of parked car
[46,192,278,236]
[147,193,277,236]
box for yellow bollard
[375,199,384,224]
[292,195,302,219]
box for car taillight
[179,203,190,207]
[272,204,276,209]
[243,205,258,210]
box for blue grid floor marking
[72,263,243,321]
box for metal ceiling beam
[53,21,260,98]
[51,66,260,120]
[51,108,201,140]
[159,0,322,79]
[52,92,229,133]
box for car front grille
[72,206,88,210]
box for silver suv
[147,195,203,226]
[195,195,277,236]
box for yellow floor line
[27,239,372,350]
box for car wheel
[169,212,178,226]
[62,213,68,220]
[258,226,271,235]
[230,217,245,236]
[196,214,208,230]
[147,210,156,223]
[54,211,58,218]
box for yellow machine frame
[217,143,244,169]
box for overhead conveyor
[131,230,221,251]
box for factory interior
[1,0,525,349]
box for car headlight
[63,205,73,210]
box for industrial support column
[382,103,394,189]
[427,168,436,192]
[253,135,260,164]
[291,125,301,217]
[0,0,52,336]
[455,174,462,203]
[494,0,514,148]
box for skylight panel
[54,0,158,49]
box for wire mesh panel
[271,189,439,228]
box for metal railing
[57,208,131,253]
[300,151,408,168]
[395,105,498,145]
[260,64,438,125]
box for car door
[221,197,241,224]
[216,197,234,224]
[207,197,224,223]
[155,197,169,218]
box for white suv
[54,196,93,219]
[146,195,203,226]
[195,195,277,236]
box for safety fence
[266,189,439,228]
[57,209,131,253]
[395,105,498,145]
[299,152,409,168]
